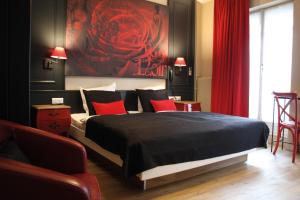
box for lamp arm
[168,67,173,81]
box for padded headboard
[30,90,138,114]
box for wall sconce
[174,57,187,68]
[44,47,67,69]
[174,57,192,76]
[168,57,187,81]
[174,57,187,77]
[168,66,174,81]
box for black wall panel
[0,0,9,119]
[1,0,31,125]
[30,0,66,91]
[30,0,195,98]
[31,90,84,113]
[1,0,195,123]
[168,0,195,100]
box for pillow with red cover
[92,100,127,116]
[150,99,177,112]
[84,90,122,116]
[136,89,169,112]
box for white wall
[291,0,300,114]
[146,0,168,5]
[251,0,273,7]
[291,0,300,92]
[65,77,165,90]
[195,0,214,112]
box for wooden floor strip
[88,148,300,200]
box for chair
[272,92,299,162]
[0,119,101,200]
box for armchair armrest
[0,158,91,200]
[14,125,87,174]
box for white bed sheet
[71,113,89,131]
[71,112,142,131]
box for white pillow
[80,82,116,115]
[127,111,141,114]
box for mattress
[85,112,269,177]
[71,113,89,131]
[69,123,255,181]
[71,112,141,131]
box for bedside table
[174,101,201,112]
[32,105,71,136]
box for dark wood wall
[1,0,195,124]
[1,0,31,125]
[31,0,66,91]
[1,0,9,120]
[168,0,195,100]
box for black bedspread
[85,112,269,177]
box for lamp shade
[51,47,67,60]
[174,57,187,67]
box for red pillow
[150,99,177,112]
[92,100,127,116]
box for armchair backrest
[0,119,87,174]
[0,125,12,143]
[0,119,98,200]
[0,119,19,142]
[0,157,91,200]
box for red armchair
[0,119,101,200]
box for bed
[69,111,269,189]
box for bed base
[136,155,247,190]
[87,145,247,190]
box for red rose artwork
[66,0,169,78]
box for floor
[88,148,300,200]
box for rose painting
[66,0,169,78]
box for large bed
[69,111,269,189]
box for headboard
[30,90,138,113]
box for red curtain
[211,0,249,117]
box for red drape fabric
[211,0,250,117]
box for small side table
[32,105,71,136]
[174,101,201,112]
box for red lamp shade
[174,57,187,67]
[51,47,67,60]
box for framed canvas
[66,0,169,78]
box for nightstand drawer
[174,103,187,111]
[175,101,201,112]
[37,109,70,120]
[32,105,71,137]
[37,119,71,135]
[191,103,201,111]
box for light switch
[52,98,64,105]
[174,96,181,101]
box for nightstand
[32,105,71,136]
[174,101,201,112]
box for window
[249,2,294,123]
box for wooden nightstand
[32,105,71,136]
[174,101,201,112]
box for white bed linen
[71,112,142,131]
[71,113,89,131]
